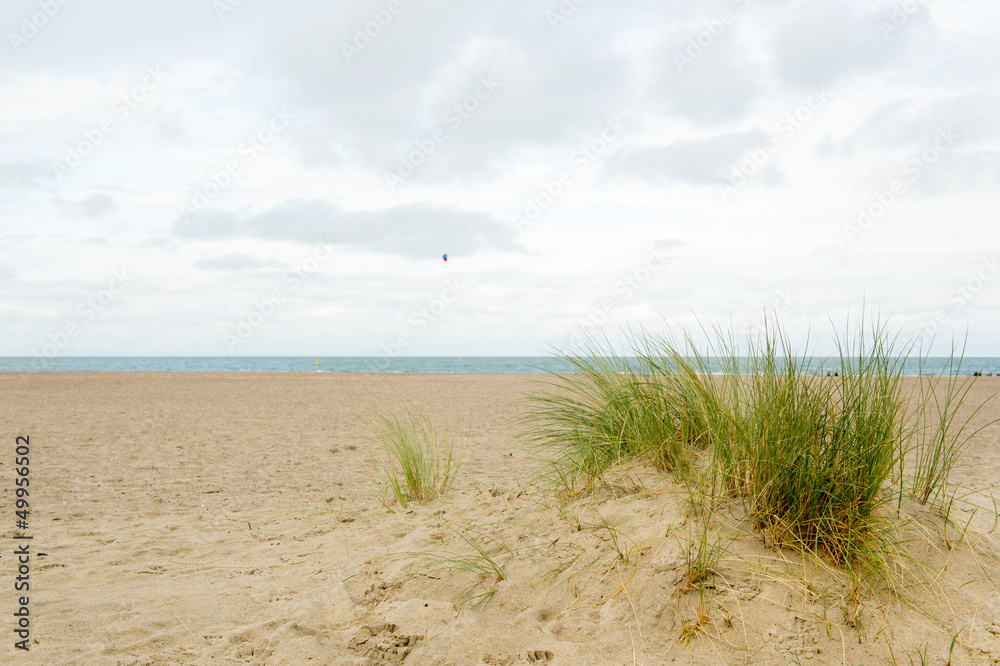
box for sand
[2,372,1000,665]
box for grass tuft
[521,333,716,492]
[365,401,459,509]
[400,524,512,611]
[725,316,906,565]
[679,520,731,594]
[908,348,995,507]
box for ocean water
[2,356,1000,375]
[0,356,559,373]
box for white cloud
[1,0,999,357]
[604,130,771,185]
[55,193,116,217]
[769,1,911,87]
[173,200,522,258]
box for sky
[1,0,999,359]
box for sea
[1,356,999,376]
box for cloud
[769,1,913,87]
[827,93,1000,153]
[173,210,242,239]
[3,0,999,357]
[174,200,522,258]
[56,193,117,218]
[194,253,285,271]
[0,161,54,190]
[653,239,683,252]
[153,103,188,139]
[604,130,769,185]
[651,26,766,125]
[255,1,636,179]
[136,236,177,252]
[822,93,1000,194]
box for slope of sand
[2,372,1000,665]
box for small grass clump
[679,521,730,594]
[908,351,994,507]
[365,402,459,509]
[399,524,512,610]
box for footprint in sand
[483,650,555,665]
[347,623,422,664]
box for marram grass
[722,318,906,565]
[521,333,719,493]
[907,351,996,507]
[365,402,459,509]
[522,314,993,571]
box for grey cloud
[83,194,116,216]
[769,1,916,87]
[194,253,286,271]
[136,236,177,252]
[893,146,1000,197]
[257,1,636,179]
[947,150,1000,189]
[652,29,766,125]
[289,122,349,169]
[825,94,1000,194]
[653,239,683,252]
[56,193,117,218]
[154,105,188,140]
[0,234,35,247]
[825,94,999,153]
[174,210,243,240]
[174,200,522,258]
[0,161,54,190]
[604,130,769,185]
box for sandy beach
[2,372,1000,665]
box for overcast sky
[2,0,998,358]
